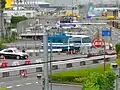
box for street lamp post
[49,41,52,90]
[43,27,49,90]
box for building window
[66,63,72,68]
[52,65,58,70]
[36,67,42,72]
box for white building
[3,10,38,18]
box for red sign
[92,38,103,48]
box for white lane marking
[25,83,31,85]
[16,84,22,87]
[7,86,13,88]
[36,82,38,84]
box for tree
[115,43,120,58]
[116,59,120,77]
[1,0,6,10]
[82,71,116,90]
[11,16,27,28]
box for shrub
[51,64,111,84]
[82,71,116,90]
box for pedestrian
[22,47,25,53]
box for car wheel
[16,56,20,60]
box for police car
[0,48,29,59]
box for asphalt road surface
[0,75,81,90]
[5,53,88,66]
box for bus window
[72,37,82,43]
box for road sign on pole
[102,30,111,36]
[92,38,103,48]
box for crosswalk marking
[25,83,31,85]
[16,84,22,87]
[7,86,12,88]
[6,81,39,88]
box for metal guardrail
[0,55,116,73]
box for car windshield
[14,49,20,53]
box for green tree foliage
[1,0,6,10]
[11,16,27,24]
[115,43,120,55]
[82,71,116,90]
[116,59,120,67]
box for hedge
[51,64,111,84]
[82,71,116,90]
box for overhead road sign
[102,30,111,36]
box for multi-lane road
[1,17,120,90]
[5,53,88,66]
[0,74,81,90]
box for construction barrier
[0,55,116,78]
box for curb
[51,83,83,87]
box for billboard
[5,0,13,8]
[88,3,107,17]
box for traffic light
[1,0,6,9]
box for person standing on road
[22,47,26,53]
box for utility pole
[43,27,49,90]
[72,0,73,16]
[49,41,52,90]
[0,0,2,37]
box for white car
[0,48,29,59]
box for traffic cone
[25,59,31,65]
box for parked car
[0,48,29,59]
